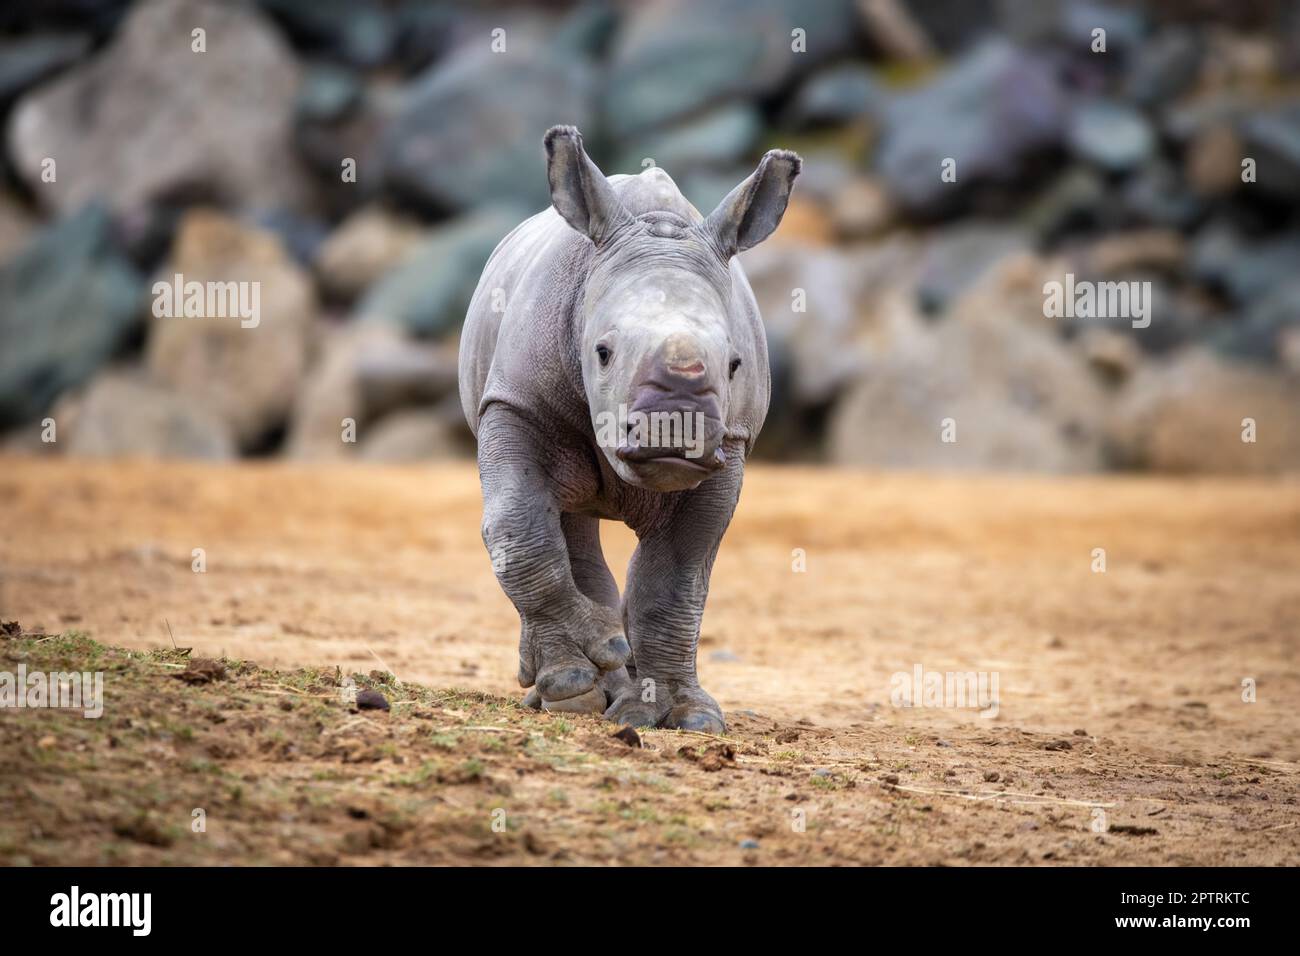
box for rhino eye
[728,358,742,379]
[596,344,612,367]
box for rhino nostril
[669,361,705,376]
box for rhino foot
[517,599,631,706]
[603,682,725,735]
[522,667,632,715]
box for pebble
[356,688,390,711]
[611,725,642,748]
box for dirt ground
[1,457,1297,865]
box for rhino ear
[702,149,802,258]
[544,125,632,244]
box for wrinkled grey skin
[459,126,800,733]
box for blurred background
[1,0,1298,472]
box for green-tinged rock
[613,104,761,176]
[604,0,856,137]
[380,44,594,214]
[0,204,143,427]
[357,207,523,338]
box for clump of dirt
[678,743,737,771]
[174,658,226,685]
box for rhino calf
[459,126,800,733]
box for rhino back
[458,206,591,434]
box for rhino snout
[617,376,727,482]
[633,331,723,400]
[628,369,723,430]
[634,370,718,404]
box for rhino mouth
[616,444,726,473]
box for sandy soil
[1,457,1297,865]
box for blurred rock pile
[2,0,1298,472]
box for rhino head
[544,125,800,492]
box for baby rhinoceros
[459,125,801,733]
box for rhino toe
[541,686,607,714]
[666,708,726,735]
[536,663,598,702]
[604,696,663,730]
[664,687,726,734]
[587,633,631,670]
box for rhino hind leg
[561,513,620,609]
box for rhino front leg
[521,512,632,712]
[605,458,743,734]
[477,409,631,708]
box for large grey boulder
[380,43,594,213]
[357,409,465,462]
[604,0,857,137]
[786,64,887,128]
[7,0,310,215]
[313,204,426,301]
[613,104,762,177]
[1107,348,1300,473]
[146,210,316,451]
[355,207,522,337]
[740,240,913,410]
[916,223,1029,315]
[875,38,1067,213]
[285,321,459,460]
[829,254,1109,472]
[0,33,90,110]
[1190,224,1300,306]
[1238,104,1300,202]
[54,371,235,459]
